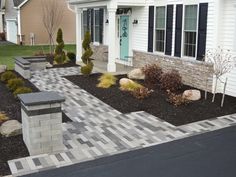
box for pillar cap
[18,91,65,106]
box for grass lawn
[0,44,76,69]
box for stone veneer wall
[91,44,108,61]
[133,50,214,92]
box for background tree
[54,28,66,64]
[41,0,64,54]
[81,31,94,75]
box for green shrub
[1,71,17,82]
[54,52,66,64]
[67,52,76,63]
[160,70,182,92]
[54,28,66,64]
[81,31,93,75]
[13,87,32,97]
[142,64,163,86]
[97,73,117,88]
[81,62,94,76]
[7,78,24,91]
[120,81,143,92]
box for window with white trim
[82,9,103,43]
[94,9,100,43]
[183,5,198,57]
[155,6,166,52]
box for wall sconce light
[105,19,109,24]
[132,19,138,25]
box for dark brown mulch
[0,135,29,176]
[65,73,236,126]
[0,71,71,175]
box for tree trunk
[212,77,218,102]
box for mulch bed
[65,73,236,126]
[0,71,71,176]
[47,61,79,69]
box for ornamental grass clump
[0,112,9,124]
[120,81,143,92]
[13,87,32,97]
[160,70,182,92]
[7,78,24,91]
[1,71,17,83]
[97,73,117,88]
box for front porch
[70,0,145,72]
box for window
[94,9,100,43]
[155,6,166,52]
[82,9,103,43]
[183,5,198,57]
[82,10,88,38]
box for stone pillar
[76,7,83,62]
[107,8,117,72]
[18,92,65,156]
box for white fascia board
[69,0,110,5]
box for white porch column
[0,13,3,33]
[107,8,117,72]
[76,7,82,62]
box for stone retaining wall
[91,44,108,61]
[133,50,214,92]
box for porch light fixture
[105,19,109,24]
[132,19,138,25]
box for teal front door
[120,15,129,60]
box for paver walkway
[8,67,236,176]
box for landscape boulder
[46,62,53,68]
[119,78,134,86]
[0,120,22,137]
[182,89,201,101]
[127,68,145,80]
[0,65,7,74]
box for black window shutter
[165,5,173,56]
[90,9,94,42]
[174,4,183,57]
[197,3,208,61]
[148,6,154,52]
[99,8,104,44]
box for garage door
[6,20,17,44]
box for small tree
[41,0,64,54]
[206,47,236,105]
[54,28,66,64]
[81,31,94,75]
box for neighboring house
[69,0,236,97]
[0,0,5,33]
[4,0,76,45]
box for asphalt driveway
[22,125,236,177]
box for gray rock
[182,90,201,101]
[127,68,145,80]
[46,62,53,68]
[119,78,134,86]
[0,120,22,137]
[0,65,7,74]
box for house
[4,0,76,45]
[0,0,5,33]
[68,0,236,97]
